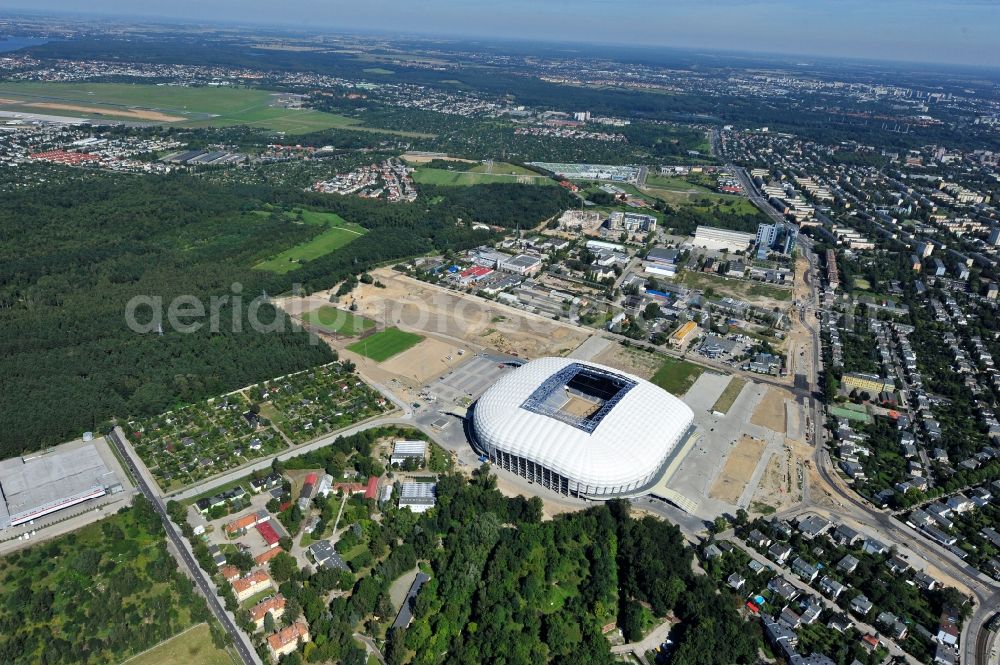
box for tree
[269,552,298,583]
[643,302,662,320]
[734,508,749,527]
[263,610,276,634]
[710,516,729,534]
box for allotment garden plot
[130,363,390,490]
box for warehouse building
[693,225,756,253]
[0,443,119,530]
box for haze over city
[10,0,1000,67]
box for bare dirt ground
[400,153,475,164]
[591,343,664,380]
[749,443,801,513]
[710,435,768,503]
[283,269,589,360]
[782,254,815,381]
[376,336,464,385]
[751,388,787,433]
[492,473,585,520]
[27,102,185,122]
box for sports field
[412,167,554,187]
[829,406,873,424]
[302,306,375,336]
[123,623,237,665]
[0,81,433,136]
[254,210,367,274]
[347,327,425,361]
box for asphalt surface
[108,428,261,665]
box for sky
[10,0,1000,67]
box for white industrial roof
[473,357,693,491]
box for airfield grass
[650,356,704,396]
[254,210,367,274]
[123,624,237,665]
[302,306,375,336]
[468,162,541,176]
[348,327,424,362]
[0,81,433,136]
[412,167,555,187]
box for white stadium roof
[473,357,694,496]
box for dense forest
[397,473,761,665]
[0,165,572,455]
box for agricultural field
[0,500,210,665]
[253,209,367,274]
[125,623,237,665]
[650,356,705,396]
[412,167,554,187]
[302,305,375,336]
[347,327,424,361]
[0,82,431,136]
[130,362,390,489]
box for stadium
[471,357,694,498]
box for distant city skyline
[5,0,1000,68]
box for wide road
[108,427,261,665]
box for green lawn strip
[711,376,748,414]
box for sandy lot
[27,102,185,122]
[283,269,589,360]
[373,336,465,384]
[751,388,787,433]
[709,435,767,504]
[749,443,799,513]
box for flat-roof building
[0,443,117,530]
[390,440,429,467]
[693,226,756,253]
[398,482,437,513]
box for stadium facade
[472,357,694,498]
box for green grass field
[643,173,713,192]
[254,210,367,274]
[0,81,433,136]
[124,624,237,665]
[677,270,792,303]
[829,406,873,424]
[650,356,705,396]
[347,327,424,361]
[302,306,375,336]
[412,167,555,187]
[711,377,747,414]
